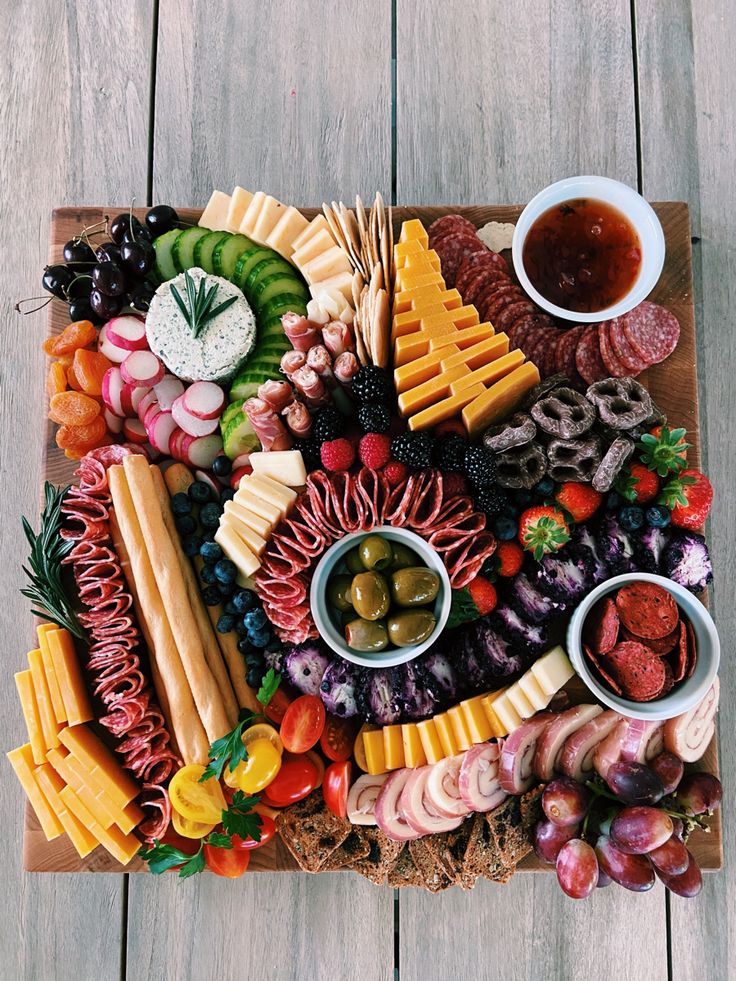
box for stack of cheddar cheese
[7,624,143,864]
[359,646,575,775]
[392,219,541,436]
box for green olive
[390,567,441,607]
[387,610,437,647]
[389,542,420,571]
[345,547,366,574]
[327,574,354,612]
[358,534,393,571]
[351,571,390,621]
[345,617,389,652]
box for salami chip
[598,321,629,377]
[621,301,681,365]
[606,641,667,701]
[456,252,508,294]
[615,582,680,639]
[554,325,587,386]
[620,623,679,655]
[495,300,537,331]
[609,316,649,372]
[428,214,477,244]
[478,283,523,322]
[685,619,698,679]
[434,233,487,286]
[585,596,620,655]
[464,266,511,306]
[583,643,623,696]
[575,325,608,384]
[670,621,689,682]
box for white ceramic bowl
[310,526,451,668]
[511,175,665,323]
[567,573,719,721]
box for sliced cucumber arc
[153,229,184,282]
[233,246,274,292]
[195,231,231,273]
[172,227,211,273]
[214,234,254,279]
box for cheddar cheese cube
[6,744,64,840]
[405,249,441,272]
[416,719,445,764]
[383,724,405,770]
[394,238,426,266]
[462,362,541,437]
[34,764,99,858]
[401,724,427,768]
[60,786,141,866]
[394,345,460,394]
[393,285,461,315]
[47,747,143,835]
[408,384,486,432]
[45,629,93,727]
[433,713,459,757]
[27,648,61,752]
[426,321,494,354]
[450,350,526,394]
[392,302,449,341]
[481,688,510,738]
[395,268,444,294]
[362,729,387,775]
[440,333,510,372]
[58,725,139,810]
[448,705,473,752]
[460,695,493,744]
[531,646,575,696]
[15,669,46,765]
[36,624,67,723]
[398,364,470,417]
[398,219,429,249]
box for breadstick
[122,454,231,743]
[150,466,239,728]
[108,466,209,764]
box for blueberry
[265,638,283,654]
[235,622,249,638]
[189,481,212,504]
[216,613,236,634]
[246,667,263,689]
[514,489,533,509]
[645,504,671,528]
[501,500,520,518]
[200,540,223,565]
[171,492,192,516]
[245,652,264,668]
[220,488,235,505]
[201,529,216,542]
[232,589,257,613]
[224,599,239,615]
[201,586,222,606]
[619,505,645,532]
[217,580,236,598]
[606,490,623,511]
[200,502,223,529]
[248,630,271,649]
[237,637,256,655]
[174,514,197,536]
[534,478,555,499]
[212,455,232,477]
[244,607,268,631]
[480,557,497,579]
[493,515,518,541]
[182,535,202,558]
[200,564,217,585]
[214,559,237,584]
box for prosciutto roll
[258,379,294,413]
[280,350,307,380]
[333,351,359,385]
[282,312,321,352]
[282,399,313,438]
[244,397,293,451]
[291,365,328,407]
[322,320,354,358]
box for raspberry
[359,433,392,470]
[443,472,469,497]
[320,438,355,472]
[383,460,409,486]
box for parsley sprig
[257,667,281,707]
[170,269,238,340]
[221,790,263,841]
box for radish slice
[172,394,219,437]
[499,713,553,794]
[106,314,148,352]
[98,324,129,363]
[182,433,223,469]
[374,770,422,842]
[347,773,389,826]
[136,389,158,423]
[153,375,185,411]
[102,366,125,417]
[533,704,603,781]
[122,417,147,444]
[592,719,629,780]
[425,755,472,819]
[182,381,226,420]
[230,465,251,489]
[103,408,124,434]
[169,427,188,462]
[120,350,165,388]
[147,410,178,455]
[232,453,252,469]
[620,720,664,764]
[143,403,162,430]
[663,679,719,763]
[400,766,465,835]
[459,743,507,811]
[195,470,223,495]
[558,710,623,782]
[121,382,152,417]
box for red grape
[533,819,578,864]
[649,751,684,795]
[611,806,673,854]
[556,839,599,899]
[649,835,689,877]
[595,835,655,892]
[596,868,613,888]
[606,761,664,805]
[655,851,703,898]
[671,817,685,840]
[675,773,722,816]
[542,778,590,827]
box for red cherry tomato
[284,749,325,787]
[264,687,292,725]
[323,761,352,818]
[233,815,276,850]
[204,841,251,878]
[320,715,359,762]
[159,826,201,864]
[261,757,320,807]
[280,695,326,753]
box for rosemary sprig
[20,482,84,638]
[170,269,238,339]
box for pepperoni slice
[585,596,620,655]
[606,641,667,701]
[670,621,689,682]
[615,582,680,639]
[621,301,680,364]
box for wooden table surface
[1,2,732,979]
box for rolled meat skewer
[333,351,360,385]
[244,397,293,451]
[258,379,294,413]
[282,312,322,352]
[322,320,355,358]
[291,365,328,408]
[306,345,336,387]
[282,399,313,439]
[664,679,719,763]
[280,349,307,381]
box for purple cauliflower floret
[263,645,284,674]
[415,649,458,705]
[508,572,567,624]
[492,604,548,657]
[399,662,440,720]
[357,667,402,724]
[635,525,671,574]
[457,619,524,687]
[319,658,363,717]
[596,513,637,574]
[529,547,595,604]
[662,530,713,593]
[282,642,332,696]
[570,524,609,584]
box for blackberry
[391,432,432,469]
[463,446,497,487]
[474,485,508,516]
[352,365,393,405]
[312,405,345,443]
[357,403,391,433]
[433,434,467,472]
[295,437,322,471]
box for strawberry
[467,576,497,616]
[615,463,660,504]
[554,482,603,523]
[659,468,713,529]
[447,577,497,627]
[495,540,524,577]
[518,505,570,560]
[358,433,392,470]
[382,460,409,486]
[637,426,690,476]
[320,438,355,472]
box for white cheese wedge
[239,191,266,237]
[224,499,272,539]
[505,681,535,721]
[246,474,297,516]
[266,207,310,261]
[249,450,306,487]
[292,214,332,252]
[302,245,353,285]
[530,646,575,697]
[292,228,337,272]
[234,485,282,525]
[214,524,260,578]
[309,271,353,304]
[219,510,268,556]
[199,190,232,231]
[491,692,523,734]
[226,187,254,232]
[517,671,550,712]
[251,196,287,245]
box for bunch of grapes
[533,754,722,900]
[41,205,180,323]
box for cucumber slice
[153,229,184,282]
[233,246,274,293]
[227,380,261,404]
[194,231,231,273]
[259,293,309,324]
[220,400,244,423]
[230,371,282,403]
[252,274,309,314]
[258,320,287,341]
[244,256,295,294]
[172,227,210,273]
[222,409,261,459]
[214,234,254,279]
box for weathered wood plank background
[1,1,732,979]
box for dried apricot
[64,448,85,461]
[73,349,113,396]
[43,320,96,357]
[49,391,101,426]
[55,415,108,451]
[66,359,85,392]
[46,362,67,399]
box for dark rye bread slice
[386,845,425,888]
[319,830,372,872]
[423,817,475,883]
[520,784,545,837]
[276,790,352,872]
[350,827,403,885]
[408,838,454,893]
[486,796,533,869]
[459,812,506,888]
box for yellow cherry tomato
[171,808,216,840]
[237,738,282,794]
[168,764,227,825]
[242,723,284,756]
[223,758,247,789]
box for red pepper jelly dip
[522,198,642,313]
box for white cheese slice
[226,187,254,232]
[239,191,266,236]
[292,228,337,271]
[251,196,287,245]
[266,207,310,261]
[247,473,297,515]
[199,190,232,231]
[214,524,260,578]
[234,484,282,525]
[302,245,353,285]
[530,646,575,697]
[309,271,353,304]
[517,671,550,712]
[219,510,268,556]
[249,450,306,487]
[505,681,535,721]
[224,499,272,539]
[292,214,332,252]
[491,692,523,734]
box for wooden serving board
[24,203,721,875]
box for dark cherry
[129,281,156,313]
[42,264,75,299]
[92,263,127,297]
[110,213,143,245]
[90,288,123,320]
[145,204,179,237]
[62,239,96,271]
[95,241,122,264]
[120,238,155,276]
[68,297,102,325]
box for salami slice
[464,267,511,306]
[609,316,649,372]
[615,581,680,639]
[495,300,537,331]
[621,301,680,364]
[598,321,629,377]
[456,252,509,295]
[575,326,608,384]
[428,214,477,244]
[434,233,487,286]
[481,285,526,323]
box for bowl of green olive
[310,526,452,667]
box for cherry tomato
[171,808,216,839]
[204,842,251,878]
[168,764,227,824]
[280,695,326,753]
[323,761,352,818]
[261,757,320,807]
[228,738,282,794]
[264,687,292,724]
[242,722,283,755]
[304,749,325,786]
[159,827,201,856]
[233,814,276,850]
[320,715,360,762]
[353,724,378,772]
